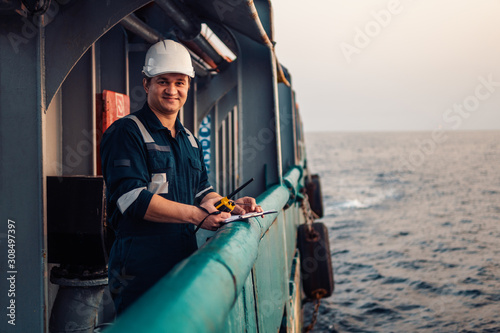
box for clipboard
[222,210,278,224]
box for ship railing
[104,166,305,333]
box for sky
[271,0,500,132]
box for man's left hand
[233,197,263,215]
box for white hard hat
[142,40,195,78]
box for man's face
[143,73,190,116]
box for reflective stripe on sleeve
[117,187,147,213]
[126,115,154,143]
[195,186,213,198]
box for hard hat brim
[142,68,195,79]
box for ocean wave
[324,188,405,217]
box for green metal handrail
[105,166,303,333]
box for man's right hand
[198,197,231,231]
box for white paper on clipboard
[222,210,278,224]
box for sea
[303,131,500,333]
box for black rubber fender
[298,222,334,299]
[306,174,324,218]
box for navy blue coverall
[100,103,214,314]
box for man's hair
[143,75,152,87]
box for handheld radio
[214,178,254,212]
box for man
[100,40,261,315]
